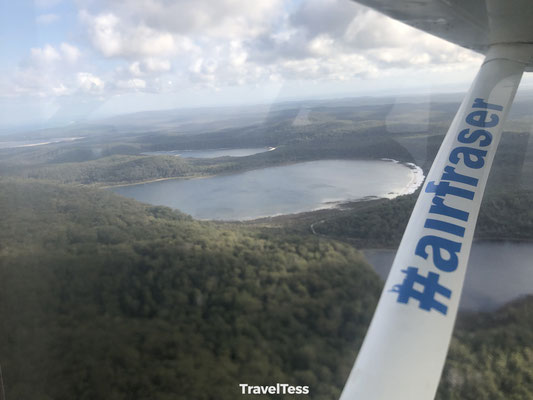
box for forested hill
[438,295,533,399]
[0,179,380,399]
[0,180,531,399]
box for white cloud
[5,0,484,103]
[29,43,81,66]
[246,0,482,81]
[52,83,70,96]
[60,43,81,64]
[12,40,99,98]
[143,58,171,72]
[73,0,482,96]
[77,72,105,94]
[80,10,179,58]
[228,41,248,67]
[79,12,122,57]
[79,0,283,39]
[36,13,60,25]
[291,0,359,38]
[30,44,61,64]
[116,78,147,90]
[308,35,336,57]
[129,58,172,76]
[129,62,142,76]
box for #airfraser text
[239,384,310,395]
[392,98,503,315]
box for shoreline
[380,158,425,198]
[141,146,276,158]
[359,236,533,252]
[102,156,425,190]
[102,158,427,221]
[98,174,215,189]
[201,160,427,222]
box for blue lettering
[457,128,492,147]
[424,218,465,237]
[426,180,475,200]
[472,98,503,111]
[466,110,499,128]
[441,166,479,187]
[449,146,487,169]
[415,235,462,272]
[430,196,469,222]
[391,266,451,315]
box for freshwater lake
[110,157,531,311]
[111,159,423,220]
[0,137,84,149]
[364,242,533,311]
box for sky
[0,0,490,129]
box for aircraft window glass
[0,1,531,399]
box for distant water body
[0,137,83,149]
[364,242,533,311]
[111,159,424,221]
[142,147,274,158]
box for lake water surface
[0,137,83,149]
[111,159,423,220]
[364,242,533,311]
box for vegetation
[306,127,533,247]
[438,296,533,400]
[3,99,533,190]
[10,155,195,185]
[0,100,454,185]
[0,180,531,399]
[312,189,533,248]
[0,180,380,399]
[1,98,532,399]
[2,133,418,186]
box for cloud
[79,0,283,38]
[290,0,360,38]
[60,43,81,63]
[77,72,105,94]
[36,13,60,25]
[116,78,147,90]
[30,44,61,64]
[80,10,182,58]
[129,58,172,76]
[29,43,81,65]
[73,0,481,97]
[8,43,89,98]
[246,0,482,80]
[5,0,484,103]
[143,58,171,72]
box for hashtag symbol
[391,267,452,315]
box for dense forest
[1,99,532,398]
[2,131,419,186]
[2,100,532,190]
[0,180,379,399]
[312,189,533,248]
[438,296,533,400]
[0,101,459,185]
[0,180,531,399]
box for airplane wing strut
[340,43,531,400]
